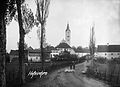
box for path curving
[23,62,110,87]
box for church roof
[97,45,120,52]
[56,42,71,48]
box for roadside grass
[86,57,120,87]
[6,57,86,87]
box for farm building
[96,45,120,59]
[9,49,51,62]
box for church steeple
[66,23,70,31]
[65,22,71,45]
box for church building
[51,23,75,58]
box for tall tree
[89,24,96,57]
[0,0,16,87]
[16,0,25,85]
[0,4,7,87]
[16,1,34,85]
[35,0,50,71]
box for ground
[23,62,110,87]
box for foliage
[22,4,34,34]
[51,50,78,62]
[6,53,10,63]
[14,3,34,34]
[108,57,120,64]
[94,57,107,64]
[17,42,28,50]
[35,0,50,71]
[5,0,25,25]
[89,25,95,56]
[35,0,50,24]
[86,58,120,86]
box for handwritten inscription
[28,71,48,78]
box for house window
[118,53,119,55]
[36,57,38,59]
[105,53,107,55]
[111,53,113,55]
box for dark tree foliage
[52,50,78,62]
[5,53,10,63]
[0,0,17,87]
[14,3,34,34]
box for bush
[86,58,120,86]
[94,57,107,64]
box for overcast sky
[6,0,120,52]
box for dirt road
[23,63,109,87]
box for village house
[96,44,120,59]
[9,50,28,62]
[75,50,90,58]
[9,49,51,62]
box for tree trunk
[16,0,25,85]
[0,12,6,87]
[41,23,44,71]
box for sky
[6,0,120,52]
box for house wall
[10,55,18,62]
[76,53,90,58]
[96,52,120,59]
[57,48,71,53]
[28,52,40,62]
[51,48,75,58]
[51,53,59,58]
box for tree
[35,0,50,71]
[77,46,83,51]
[15,4,34,34]
[16,0,34,85]
[0,3,7,86]
[16,0,25,85]
[0,0,16,87]
[71,46,77,51]
[89,24,95,57]
[17,42,28,50]
[5,53,10,63]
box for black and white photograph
[0,0,120,87]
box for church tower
[65,23,71,45]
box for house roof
[10,50,28,55]
[97,45,120,52]
[28,49,51,53]
[10,49,51,55]
[56,42,71,48]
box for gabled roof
[56,42,71,48]
[28,49,51,53]
[10,50,18,55]
[97,45,120,52]
[10,49,51,55]
[10,50,28,55]
[74,49,89,53]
